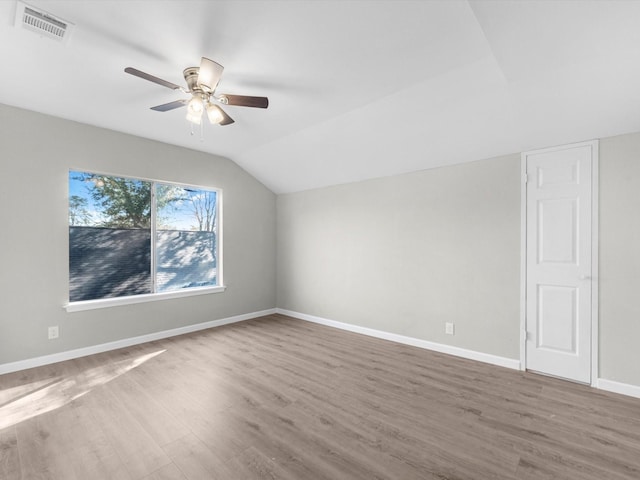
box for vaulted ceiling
[2,1,640,193]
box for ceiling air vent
[14,1,75,43]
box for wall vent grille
[14,1,75,43]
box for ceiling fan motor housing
[183,67,203,94]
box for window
[68,171,221,307]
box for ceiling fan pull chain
[200,120,204,142]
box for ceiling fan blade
[219,94,269,109]
[197,57,224,93]
[150,99,188,112]
[125,67,182,90]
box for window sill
[65,285,226,313]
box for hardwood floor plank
[162,433,231,480]
[2,314,640,479]
[0,428,20,480]
[50,397,130,480]
[98,358,191,448]
[224,445,298,480]
[16,416,81,480]
[141,462,188,480]
[222,405,373,480]
[82,378,172,479]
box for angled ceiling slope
[1,1,640,193]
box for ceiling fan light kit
[206,104,225,124]
[125,57,268,133]
[185,97,203,125]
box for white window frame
[65,171,225,313]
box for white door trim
[520,140,599,386]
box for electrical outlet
[48,326,59,340]
[445,322,455,335]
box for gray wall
[277,155,522,360]
[599,133,640,386]
[0,103,276,365]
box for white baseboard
[0,308,276,376]
[276,308,521,370]
[597,378,640,400]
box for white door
[524,141,596,384]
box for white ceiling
[2,1,640,194]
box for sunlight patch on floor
[0,349,165,430]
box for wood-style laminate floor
[1,314,640,479]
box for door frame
[519,140,599,386]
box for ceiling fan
[125,57,268,126]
